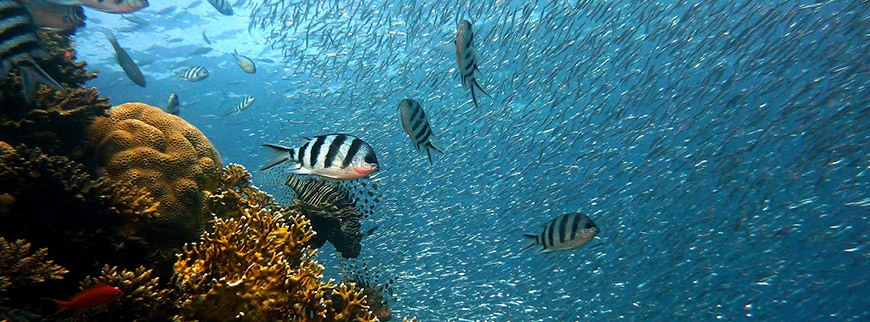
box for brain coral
[87,102,222,246]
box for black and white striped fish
[0,0,63,102]
[399,98,443,165]
[225,95,254,115]
[206,0,232,16]
[522,213,600,253]
[180,65,208,81]
[261,133,380,180]
[455,19,490,109]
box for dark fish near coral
[455,19,491,108]
[522,212,600,253]
[206,0,232,16]
[0,0,64,102]
[338,259,394,321]
[101,30,145,87]
[231,49,255,74]
[80,0,148,14]
[180,65,208,81]
[225,95,254,115]
[261,133,380,180]
[399,98,443,165]
[46,285,123,314]
[21,0,85,32]
[164,92,179,115]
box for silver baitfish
[164,92,179,115]
[261,133,380,181]
[398,98,443,165]
[180,65,209,81]
[0,0,64,102]
[225,95,254,115]
[102,30,145,87]
[522,212,600,253]
[455,19,491,108]
[206,0,232,16]
[231,49,255,74]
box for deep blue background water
[75,0,868,320]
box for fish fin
[260,144,294,170]
[43,0,82,5]
[520,234,538,253]
[43,298,71,316]
[287,166,312,176]
[424,143,443,165]
[473,78,491,98]
[16,61,63,103]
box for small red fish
[48,285,123,313]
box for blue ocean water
[75,0,868,320]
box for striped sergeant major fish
[261,133,380,180]
[231,49,255,74]
[522,212,599,253]
[206,0,232,16]
[225,95,254,115]
[101,30,145,87]
[180,65,208,81]
[455,19,490,108]
[0,0,64,102]
[398,98,443,165]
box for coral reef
[285,174,369,258]
[205,163,277,220]
[338,259,395,321]
[87,102,223,246]
[68,265,177,321]
[0,30,106,158]
[0,237,68,301]
[174,174,376,321]
[0,143,166,312]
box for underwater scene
[0,0,868,321]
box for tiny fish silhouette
[47,285,123,314]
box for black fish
[102,31,145,87]
[0,0,63,102]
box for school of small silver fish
[30,0,870,320]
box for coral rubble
[87,102,223,246]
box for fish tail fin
[520,234,538,253]
[425,143,443,165]
[17,61,63,103]
[43,298,71,316]
[473,78,491,98]
[260,143,294,170]
[425,147,434,165]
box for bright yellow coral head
[87,102,222,242]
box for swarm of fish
[261,133,380,181]
[0,0,64,102]
[180,65,209,81]
[398,98,443,164]
[231,49,256,74]
[522,212,599,253]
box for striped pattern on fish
[180,65,208,81]
[522,212,599,253]
[206,0,232,16]
[225,95,255,115]
[399,98,443,164]
[0,0,63,102]
[455,19,491,108]
[261,133,380,180]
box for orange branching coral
[205,164,277,220]
[332,283,375,322]
[36,30,96,87]
[87,103,223,245]
[0,237,68,300]
[70,265,176,321]
[173,203,377,321]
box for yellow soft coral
[87,102,222,243]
